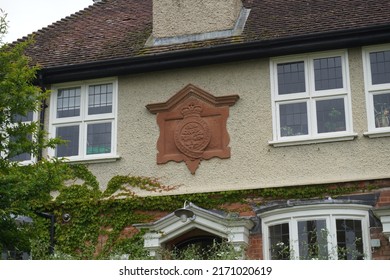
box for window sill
[363,130,390,138]
[59,155,121,164]
[9,159,36,166]
[269,133,358,147]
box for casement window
[49,78,118,162]
[363,45,390,137]
[270,51,355,146]
[260,203,371,260]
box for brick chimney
[152,0,245,39]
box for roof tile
[23,0,390,68]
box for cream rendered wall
[152,0,243,38]
[53,47,390,195]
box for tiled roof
[24,0,390,69]
[26,0,152,68]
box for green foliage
[0,160,77,258]
[0,217,32,257]
[160,239,245,260]
[0,13,64,258]
[0,37,60,162]
[1,160,375,260]
[35,174,372,259]
[104,175,176,197]
[0,9,7,44]
[108,232,152,260]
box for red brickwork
[247,235,263,260]
[377,190,390,207]
[220,202,255,217]
[371,227,390,260]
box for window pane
[316,98,346,133]
[88,83,113,115]
[56,126,80,157]
[269,223,290,260]
[9,134,32,162]
[373,93,390,128]
[10,152,31,162]
[314,56,343,90]
[279,102,308,136]
[12,111,34,123]
[87,123,112,155]
[277,61,306,94]
[336,219,364,260]
[57,87,81,118]
[9,112,34,161]
[370,50,390,85]
[298,220,328,260]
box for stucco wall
[152,0,242,38]
[48,47,390,195]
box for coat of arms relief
[146,84,239,174]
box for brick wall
[372,188,390,259]
[377,190,390,207]
[371,227,390,260]
[247,235,263,259]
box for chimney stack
[152,0,244,39]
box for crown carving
[181,103,202,117]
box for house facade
[14,0,390,259]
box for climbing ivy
[16,162,379,260]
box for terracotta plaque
[146,84,239,174]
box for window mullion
[81,84,87,120]
[308,97,316,136]
[289,218,299,260]
[343,95,352,133]
[327,216,338,260]
[361,214,371,260]
[275,103,281,139]
[110,120,116,156]
[307,57,317,137]
[78,121,85,158]
[367,91,376,131]
[81,84,88,157]
[307,57,314,97]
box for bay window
[260,203,371,260]
[270,51,355,146]
[49,79,117,161]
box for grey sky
[1,0,93,43]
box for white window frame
[269,50,357,147]
[363,44,390,138]
[1,111,38,165]
[48,78,118,162]
[260,203,371,260]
